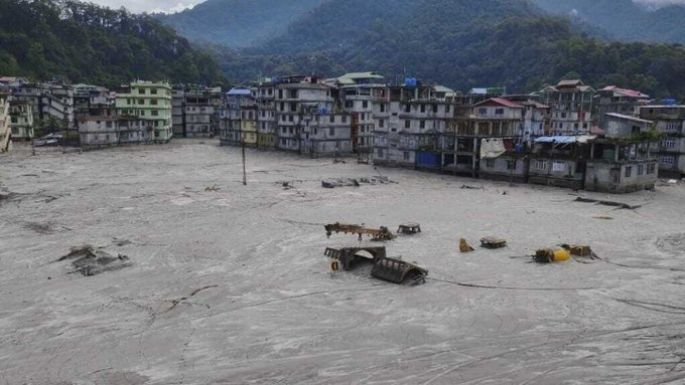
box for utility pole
[240,111,247,186]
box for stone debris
[322,176,396,189]
[57,245,132,277]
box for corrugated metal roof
[605,112,653,124]
[535,135,596,144]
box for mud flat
[1,139,684,384]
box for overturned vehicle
[324,246,428,285]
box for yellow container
[553,249,571,262]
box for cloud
[86,0,204,13]
[633,0,685,8]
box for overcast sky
[88,0,685,14]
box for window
[138,99,144,105]
[485,159,495,168]
[535,160,547,170]
[662,139,676,149]
[625,166,632,178]
[660,155,675,166]
[151,110,158,116]
[638,164,644,176]
[479,108,487,115]
[420,120,426,129]
[329,127,334,136]
[380,104,386,112]
[433,104,438,113]
[345,100,353,108]
[495,108,504,115]
[150,88,157,95]
[405,120,411,129]
[138,88,145,95]
[342,115,347,123]
[330,115,335,123]
[421,104,426,113]
[363,101,368,109]
[404,104,410,113]
[446,105,451,113]
[403,152,410,161]
[507,160,516,170]
[647,163,656,174]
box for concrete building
[539,79,594,135]
[640,104,685,177]
[0,92,11,153]
[9,100,34,140]
[172,85,222,138]
[274,76,352,157]
[220,87,257,147]
[585,113,658,193]
[115,81,172,143]
[77,108,119,149]
[445,97,522,177]
[332,72,386,162]
[528,136,593,190]
[373,82,455,169]
[11,82,74,138]
[597,86,650,124]
[255,80,277,150]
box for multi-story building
[640,104,685,177]
[77,107,119,148]
[9,100,34,140]
[11,82,74,137]
[172,85,222,138]
[274,76,352,157]
[539,79,594,135]
[445,97,522,177]
[254,80,277,149]
[597,86,650,125]
[373,81,455,169]
[585,113,658,193]
[331,72,386,162]
[220,87,258,147]
[0,91,11,153]
[115,81,172,142]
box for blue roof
[534,135,596,144]
[227,88,251,96]
[535,136,578,144]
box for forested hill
[158,0,329,48]
[216,0,685,100]
[533,0,685,44]
[0,0,226,87]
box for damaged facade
[172,85,222,138]
[640,104,685,178]
[0,91,10,152]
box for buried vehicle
[324,246,428,285]
[324,223,395,241]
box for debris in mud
[593,215,614,220]
[333,159,347,164]
[656,233,685,255]
[397,223,421,235]
[321,176,396,189]
[533,245,600,264]
[533,248,571,264]
[23,221,69,234]
[461,185,484,190]
[204,185,221,192]
[113,238,132,246]
[459,238,475,253]
[480,237,507,249]
[57,245,132,276]
[324,247,427,285]
[325,223,395,241]
[574,197,641,210]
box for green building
[116,81,172,142]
